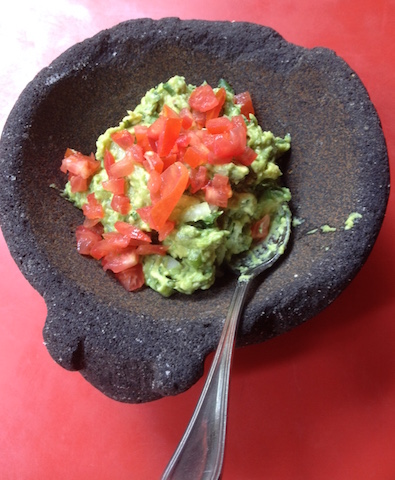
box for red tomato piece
[183,145,208,168]
[234,91,255,117]
[251,214,271,239]
[157,117,183,157]
[143,151,164,174]
[61,149,101,179]
[104,149,115,176]
[189,84,219,112]
[204,174,232,208]
[162,104,180,118]
[205,87,226,121]
[136,244,168,255]
[189,166,209,194]
[110,130,135,150]
[103,178,125,195]
[150,162,189,231]
[108,154,134,178]
[114,221,152,244]
[69,174,89,193]
[102,246,140,273]
[206,116,233,134]
[115,264,145,291]
[158,220,175,241]
[129,144,144,164]
[111,194,131,215]
[134,125,151,152]
[90,232,129,260]
[147,116,166,141]
[82,193,104,220]
[179,108,194,130]
[235,146,258,166]
[75,225,102,255]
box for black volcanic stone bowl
[0,18,390,403]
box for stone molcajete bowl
[0,19,390,403]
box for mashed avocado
[62,76,291,296]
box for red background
[1,1,394,479]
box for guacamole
[61,76,291,296]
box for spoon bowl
[162,204,292,480]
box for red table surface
[1,1,394,479]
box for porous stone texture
[0,19,389,403]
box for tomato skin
[101,246,139,273]
[115,264,145,291]
[206,116,232,134]
[157,117,183,157]
[189,84,219,112]
[235,146,258,166]
[82,193,105,220]
[183,145,207,168]
[111,130,135,150]
[204,174,232,208]
[104,149,115,176]
[111,194,131,215]
[102,178,125,195]
[114,221,152,244]
[251,214,271,239]
[234,91,255,117]
[189,166,209,193]
[136,244,168,255]
[205,87,226,120]
[69,174,89,193]
[61,149,101,179]
[149,162,189,231]
[75,225,102,255]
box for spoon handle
[161,279,250,480]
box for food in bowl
[60,75,291,296]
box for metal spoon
[161,204,292,480]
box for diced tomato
[251,214,271,239]
[204,174,232,208]
[205,87,226,121]
[207,123,247,163]
[89,232,130,260]
[183,145,208,168]
[147,169,162,203]
[162,104,180,118]
[192,110,206,129]
[102,246,139,273]
[149,162,189,231]
[134,125,150,152]
[179,108,194,130]
[82,193,104,220]
[111,194,131,215]
[61,149,101,179]
[234,91,255,117]
[129,144,144,164]
[147,116,166,142]
[157,117,183,157]
[189,84,219,112]
[189,166,209,194]
[108,154,134,178]
[114,221,152,244]
[235,146,258,166]
[158,220,175,241]
[162,153,178,171]
[143,151,164,174]
[83,218,104,233]
[115,264,145,291]
[136,244,168,255]
[206,116,232,134]
[111,130,135,150]
[75,225,102,255]
[104,149,115,176]
[69,174,89,193]
[136,206,153,227]
[103,178,125,195]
